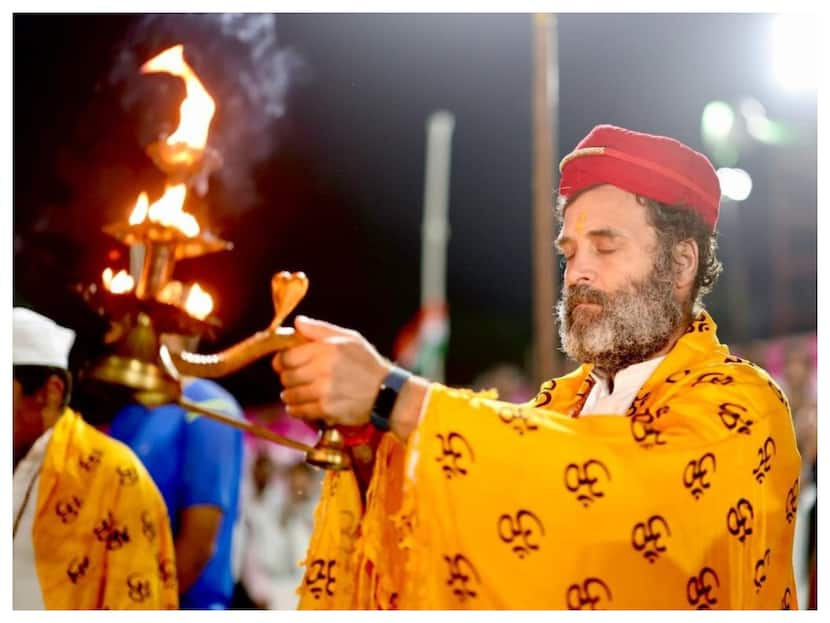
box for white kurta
[13,429,53,610]
[580,356,665,416]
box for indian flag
[393,301,449,382]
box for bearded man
[272,125,801,609]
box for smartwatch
[369,365,412,432]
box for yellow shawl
[298,312,801,609]
[31,408,179,609]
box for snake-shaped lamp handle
[162,271,309,378]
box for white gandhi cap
[13,307,76,369]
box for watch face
[370,412,391,432]
[374,387,398,419]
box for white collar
[590,355,666,394]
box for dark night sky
[13,13,817,406]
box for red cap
[558,125,721,231]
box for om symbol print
[116,465,139,486]
[691,372,734,387]
[687,566,720,609]
[627,394,669,447]
[435,432,475,479]
[498,406,539,435]
[683,452,716,500]
[126,573,151,603]
[305,559,336,600]
[93,511,131,551]
[785,478,799,524]
[79,448,103,471]
[66,556,90,585]
[753,549,771,593]
[752,437,776,484]
[55,496,83,524]
[566,578,612,610]
[497,509,545,558]
[631,515,671,563]
[532,379,556,408]
[718,403,753,435]
[564,459,611,507]
[726,498,755,543]
[444,554,480,603]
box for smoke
[108,14,308,218]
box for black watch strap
[369,366,412,432]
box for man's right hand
[272,316,429,442]
[272,316,391,428]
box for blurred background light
[717,167,753,201]
[702,100,736,142]
[702,100,739,167]
[770,14,818,91]
[739,97,793,145]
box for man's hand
[273,316,392,427]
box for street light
[770,14,818,91]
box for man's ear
[43,374,66,411]
[672,238,699,293]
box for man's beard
[556,256,684,376]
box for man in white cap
[12,307,179,610]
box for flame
[102,267,135,294]
[135,184,200,237]
[157,280,213,320]
[183,282,214,320]
[129,192,150,225]
[141,44,215,150]
[156,280,184,306]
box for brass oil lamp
[78,44,349,470]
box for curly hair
[555,191,723,312]
[637,196,723,311]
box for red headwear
[558,125,721,231]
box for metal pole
[420,110,455,382]
[531,13,559,384]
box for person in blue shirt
[109,375,244,609]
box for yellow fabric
[32,408,179,609]
[297,312,801,609]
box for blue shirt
[110,378,244,609]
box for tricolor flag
[393,301,449,382]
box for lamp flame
[156,280,184,306]
[102,267,135,294]
[184,282,214,320]
[129,192,149,225]
[129,184,200,237]
[141,44,216,151]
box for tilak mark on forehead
[575,210,587,234]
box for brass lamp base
[305,428,352,471]
[83,353,181,407]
